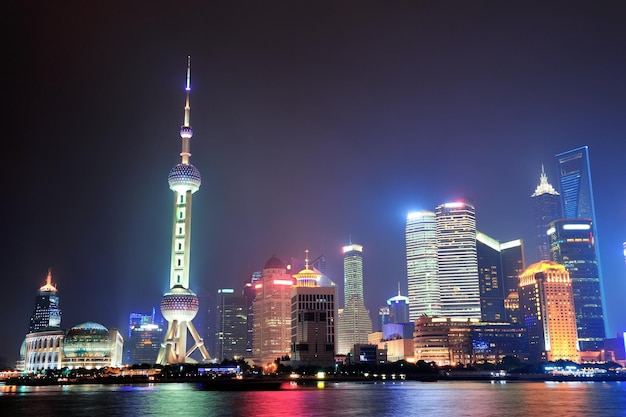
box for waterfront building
[252,255,295,365]
[519,261,579,362]
[531,166,562,262]
[476,232,525,323]
[413,316,527,366]
[215,288,247,361]
[290,251,336,367]
[435,202,480,320]
[29,269,62,333]
[126,310,162,365]
[337,244,373,355]
[20,322,124,371]
[156,57,210,364]
[548,219,606,351]
[406,211,440,320]
[243,271,262,357]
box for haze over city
[3,1,625,365]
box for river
[1,380,625,417]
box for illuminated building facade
[519,261,579,362]
[20,322,124,371]
[157,57,210,364]
[548,219,606,351]
[215,288,247,361]
[436,202,480,320]
[531,166,562,262]
[126,311,162,365]
[476,232,525,323]
[413,316,527,366]
[252,255,295,365]
[290,251,336,366]
[386,286,410,324]
[243,271,262,357]
[29,269,62,333]
[406,211,440,320]
[337,244,373,355]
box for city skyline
[3,2,625,365]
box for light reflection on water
[1,381,625,417]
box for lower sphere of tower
[160,286,199,322]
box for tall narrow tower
[157,57,210,364]
[531,165,562,262]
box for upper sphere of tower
[264,255,285,270]
[168,163,201,193]
[180,126,193,139]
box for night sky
[3,1,625,365]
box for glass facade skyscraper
[337,244,372,355]
[435,202,480,320]
[548,219,606,351]
[406,211,440,321]
[29,269,61,333]
[531,166,562,262]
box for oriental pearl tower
[156,56,211,364]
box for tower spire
[180,55,193,165]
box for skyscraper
[29,269,62,333]
[519,261,579,363]
[476,232,525,323]
[252,255,295,365]
[156,57,210,364]
[337,244,373,355]
[386,285,410,324]
[556,146,598,222]
[126,310,162,365]
[548,219,606,351]
[215,288,247,361]
[531,165,562,262]
[406,211,440,320]
[290,250,336,366]
[435,202,480,320]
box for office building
[476,232,525,323]
[215,289,247,361]
[531,166,562,262]
[406,211,440,320]
[126,310,162,365]
[386,285,410,324]
[252,255,295,365]
[157,57,210,364]
[548,219,606,351]
[29,269,62,333]
[519,261,579,362]
[337,244,373,355]
[290,251,336,367]
[435,202,480,320]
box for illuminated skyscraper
[531,166,562,262]
[406,211,440,320]
[29,269,62,333]
[290,250,336,366]
[476,232,525,323]
[435,202,480,320]
[386,284,410,324]
[156,57,210,364]
[556,146,598,222]
[548,219,606,351]
[215,288,247,361]
[126,310,162,365]
[337,244,373,354]
[519,261,579,362]
[252,255,295,365]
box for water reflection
[1,381,624,417]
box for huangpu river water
[1,380,625,417]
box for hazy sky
[3,1,625,365]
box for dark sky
[3,1,625,365]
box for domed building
[20,322,124,372]
[63,322,124,369]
